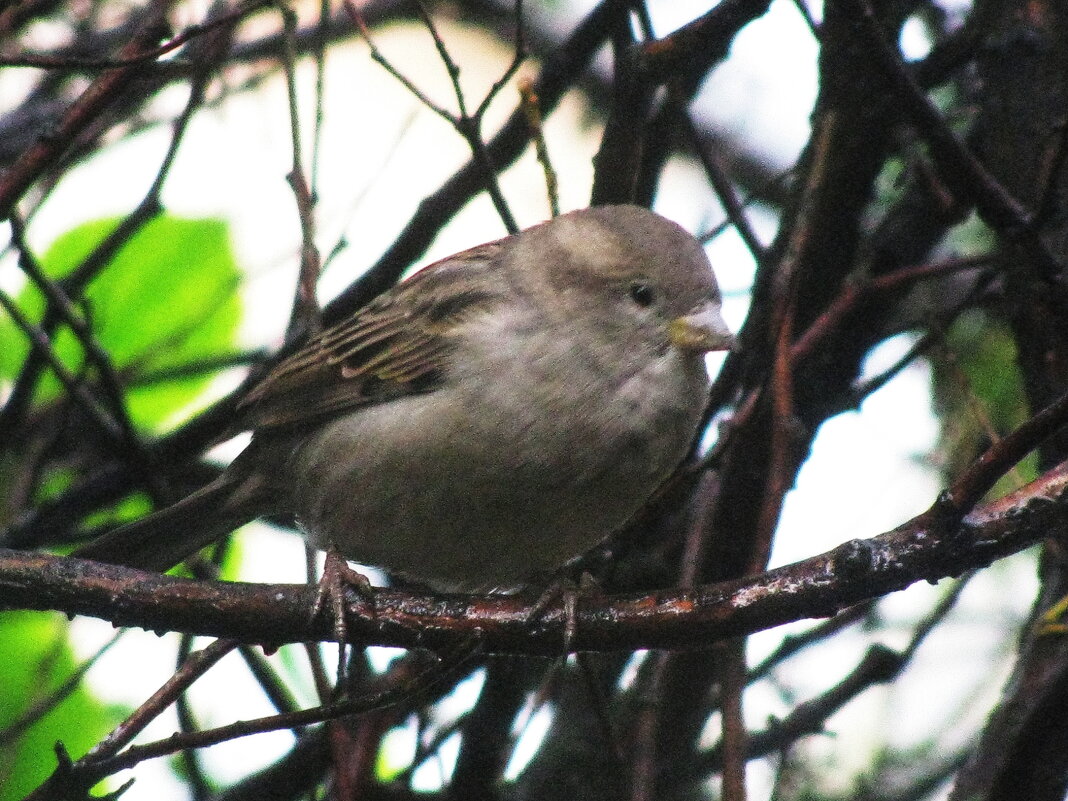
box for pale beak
[668,302,735,353]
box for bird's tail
[72,470,270,573]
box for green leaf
[932,310,1033,492]
[0,612,117,800]
[0,214,242,432]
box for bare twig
[0,287,124,441]
[0,1,270,69]
[41,640,477,793]
[0,8,232,452]
[345,0,524,233]
[276,4,324,341]
[518,77,559,217]
[680,106,766,264]
[0,0,173,222]
[92,639,239,760]
[8,216,145,450]
[848,0,1061,279]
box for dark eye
[628,280,655,307]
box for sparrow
[74,205,734,589]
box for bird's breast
[283,312,709,589]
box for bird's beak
[668,302,735,353]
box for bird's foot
[311,546,377,688]
[526,571,601,656]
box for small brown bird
[76,205,733,589]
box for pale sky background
[2,0,1032,797]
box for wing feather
[238,242,506,430]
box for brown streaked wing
[238,242,506,430]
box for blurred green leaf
[0,612,116,800]
[932,310,1033,493]
[0,215,242,431]
[376,725,414,783]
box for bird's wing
[239,242,506,430]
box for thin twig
[720,639,749,801]
[0,11,226,448]
[792,255,993,361]
[680,106,766,264]
[73,640,477,786]
[175,634,212,797]
[8,215,140,448]
[90,639,240,760]
[345,0,523,233]
[0,287,124,441]
[0,0,173,222]
[518,77,559,216]
[0,0,270,69]
[279,4,323,340]
[310,0,331,194]
[847,271,997,408]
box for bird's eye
[629,280,655,307]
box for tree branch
[4,460,1067,653]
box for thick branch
[3,462,1066,654]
